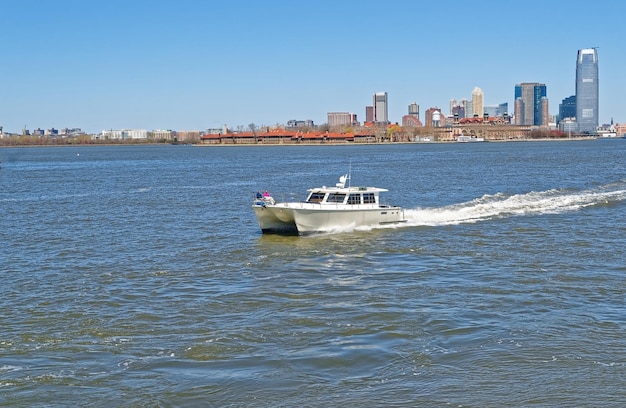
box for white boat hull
[253,202,405,234]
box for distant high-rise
[365,106,374,123]
[327,112,357,128]
[449,99,457,116]
[484,103,508,118]
[559,95,576,123]
[373,92,388,124]
[458,99,470,119]
[514,82,547,126]
[471,87,483,117]
[576,48,599,133]
[540,97,550,126]
[425,107,442,128]
[451,105,466,120]
[403,102,422,127]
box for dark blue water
[1,141,625,407]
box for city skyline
[1,1,624,134]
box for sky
[1,0,624,134]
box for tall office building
[471,87,483,117]
[575,48,599,133]
[373,92,388,124]
[514,82,547,126]
[402,102,422,127]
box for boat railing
[252,192,304,204]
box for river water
[1,140,625,407]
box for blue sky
[1,0,624,133]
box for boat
[457,135,485,142]
[252,174,405,235]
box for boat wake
[401,181,626,228]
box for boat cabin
[305,187,385,206]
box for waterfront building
[559,95,576,123]
[373,92,388,124]
[575,48,599,133]
[514,82,548,126]
[101,129,149,140]
[616,123,626,138]
[152,129,174,140]
[472,87,484,117]
[327,112,357,128]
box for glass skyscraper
[514,82,547,126]
[558,95,576,123]
[575,48,599,133]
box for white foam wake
[403,182,626,227]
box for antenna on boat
[347,159,352,189]
[336,160,352,189]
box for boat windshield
[307,192,325,203]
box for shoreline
[0,136,619,149]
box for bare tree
[249,123,257,143]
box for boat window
[327,193,346,203]
[307,192,325,203]
[363,193,376,204]
[347,194,361,205]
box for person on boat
[256,190,263,199]
[263,189,270,198]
